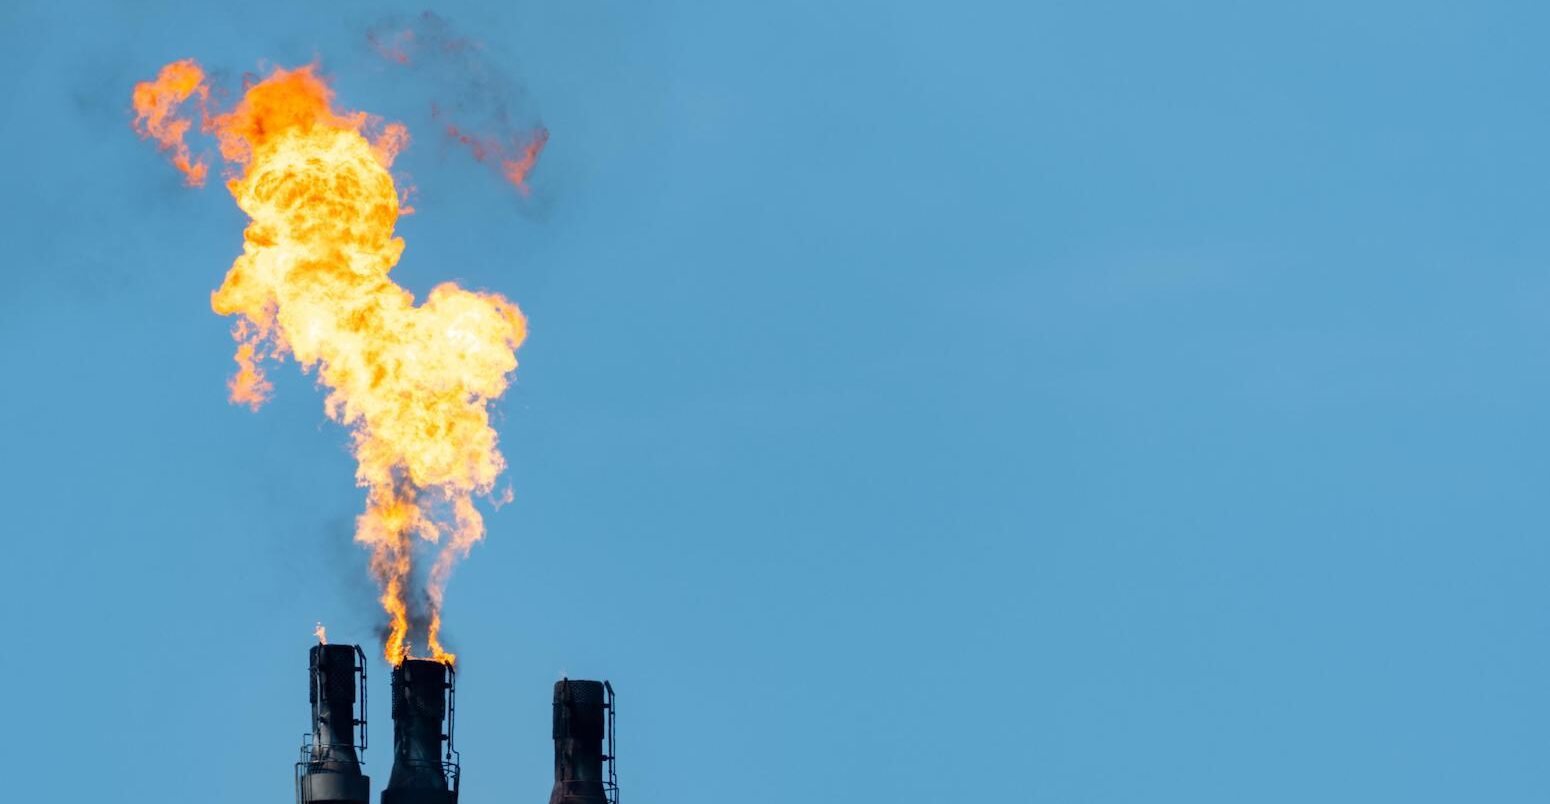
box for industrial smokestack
[549,679,617,804]
[382,659,459,804]
[297,644,371,804]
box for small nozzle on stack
[298,644,371,804]
[382,659,459,804]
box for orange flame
[444,123,549,195]
[134,60,526,667]
[501,129,550,196]
[131,59,209,186]
[315,622,328,644]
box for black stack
[382,659,458,804]
[299,644,371,804]
[549,680,610,804]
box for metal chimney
[382,659,459,804]
[549,679,618,804]
[297,644,371,804]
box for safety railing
[604,681,620,804]
[294,734,373,803]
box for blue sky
[2,0,1549,801]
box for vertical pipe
[549,680,609,804]
[382,659,457,804]
[300,644,370,804]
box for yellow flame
[315,622,328,644]
[136,61,524,667]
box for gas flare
[133,60,527,666]
[315,622,328,644]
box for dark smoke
[366,11,548,196]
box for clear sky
[2,0,1548,801]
